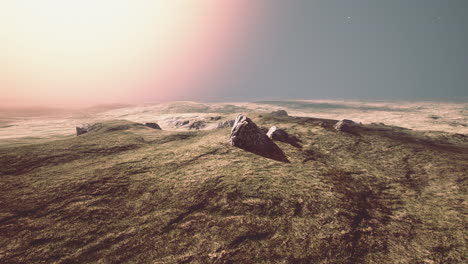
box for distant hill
[0,104,133,118]
[0,106,68,117]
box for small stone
[209,116,222,121]
[266,126,289,142]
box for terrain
[1,100,467,147]
[0,101,467,263]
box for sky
[1,0,467,107]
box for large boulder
[217,120,235,129]
[230,114,289,162]
[270,110,288,117]
[230,115,269,149]
[266,126,289,142]
[334,119,357,132]
[144,122,161,130]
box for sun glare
[1,0,252,106]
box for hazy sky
[1,0,467,106]
[203,0,468,101]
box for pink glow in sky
[1,0,257,107]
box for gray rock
[175,120,190,128]
[266,126,302,148]
[76,124,91,136]
[145,122,161,130]
[216,120,235,129]
[189,121,206,130]
[230,114,289,162]
[230,115,268,148]
[266,126,289,142]
[334,119,357,132]
[209,116,222,121]
[270,110,288,117]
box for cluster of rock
[228,113,362,161]
[174,120,190,128]
[189,121,206,130]
[166,116,239,130]
[215,120,234,129]
[170,116,233,130]
[172,119,206,130]
[76,122,162,136]
[229,114,289,162]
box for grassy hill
[0,116,466,263]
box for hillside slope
[0,116,467,263]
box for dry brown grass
[0,116,467,263]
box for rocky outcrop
[230,114,289,162]
[189,121,206,130]
[217,120,235,129]
[270,110,288,117]
[75,121,151,136]
[334,119,357,132]
[175,120,190,128]
[145,123,161,130]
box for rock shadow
[280,135,303,149]
[240,142,290,163]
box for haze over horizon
[2,0,467,107]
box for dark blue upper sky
[200,0,468,101]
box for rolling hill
[0,114,467,263]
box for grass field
[0,115,467,263]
